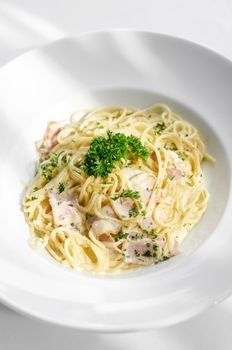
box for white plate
[0,30,231,331]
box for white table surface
[0,0,232,348]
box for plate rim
[0,29,232,331]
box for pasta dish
[23,104,214,273]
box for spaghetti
[23,104,214,273]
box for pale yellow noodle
[23,104,214,273]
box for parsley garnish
[142,250,152,257]
[131,233,141,240]
[141,209,146,217]
[40,153,59,181]
[134,249,140,257]
[25,196,37,202]
[151,230,158,239]
[129,207,139,218]
[82,131,149,178]
[85,213,92,220]
[164,143,177,151]
[177,151,186,161]
[58,182,65,193]
[115,232,129,242]
[39,151,68,181]
[33,187,39,192]
[111,189,140,201]
[154,121,166,136]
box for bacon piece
[139,217,155,232]
[35,121,61,157]
[112,197,135,220]
[87,205,121,235]
[166,168,183,182]
[124,167,155,205]
[48,190,83,231]
[125,238,154,265]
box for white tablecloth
[0,0,231,348]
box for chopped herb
[85,213,92,220]
[134,249,140,257]
[153,244,158,258]
[25,196,37,202]
[130,233,141,240]
[141,209,146,217]
[151,230,158,239]
[143,250,152,257]
[146,187,152,192]
[129,207,139,218]
[62,155,71,164]
[40,153,59,181]
[154,121,166,136]
[162,255,170,261]
[115,232,129,242]
[68,204,74,207]
[111,189,140,201]
[33,187,39,192]
[177,151,186,161]
[70,222,75,227]
[164,143,177,151]
[82,131,149,178]
[58,182,65,193]
[97,122,104,129]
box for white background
[0,0,232,348]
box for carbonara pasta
[23,104,214,273]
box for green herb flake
[164,143,177,151]
[40,152,61,181]
[142,250,152,257]
[58,182,65,193]
[141,209,146,217]
[129,207,139,218]
[25,196,37,202]
[82,131,149,178]
[85,213,92,220]
[115,232,129,242]
[154,121,166,136]
[111,189,140,201]
[177,151,186,161]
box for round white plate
[0,30,231,332]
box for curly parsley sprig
[111,189,141,201]
[82,131,149,178]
